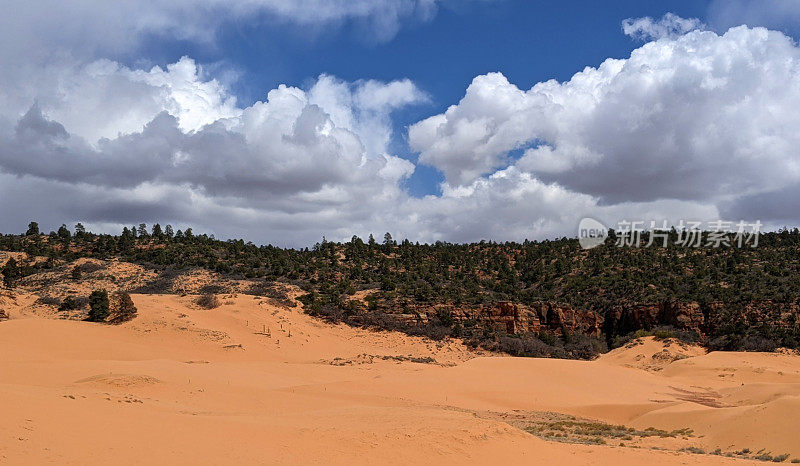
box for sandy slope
[1,294,798,464]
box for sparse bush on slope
[108,291,137,324]
[195,293,220,309]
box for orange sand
[2,293,798,464]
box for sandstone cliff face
[529,302,603,336]
[406,299,798,342]
[604,302,705,337]
[409,301,603,337]
[599,300,798,340]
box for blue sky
[2,0,800,245]
[138,0,713,196]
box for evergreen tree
[26,222,39,236]
[87,289,110,322]
[2,258,20,288]
[119,227,135,252]
[57,224,71,239]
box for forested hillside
[2,222,800,358]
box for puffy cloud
[409,72,545,185]
[409,25,800,214]
[9,57,240,144]
[393,167,718,243]
[622,13,705,40]
[308,75,428,159]
[0,66,422,197]
[0,56,424,244]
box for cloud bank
[0,0,442,66]
[2,9,800,245]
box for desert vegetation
[2,223,800,357]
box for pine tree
[120,227,135,253]
[57,224,71,239]
[2,258,20,288]
[87,289,110,322]
[26,222,39,236]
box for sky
[1,0,800,246]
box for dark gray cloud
[720,186,800,226]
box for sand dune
[1,293,798,464]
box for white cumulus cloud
[622,13,705,41]
[409,24,800,212]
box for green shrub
[2,258,20,288]
[58,296,88,311]
[87,289,110,322]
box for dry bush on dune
[36,295,62,307]
[57,295,89,312]
[195,293,221,309]
[245,281,270,296]
[107,291,138,324]
[77,262,106,274]
[198,284,227,295]
[129,268,181,294]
